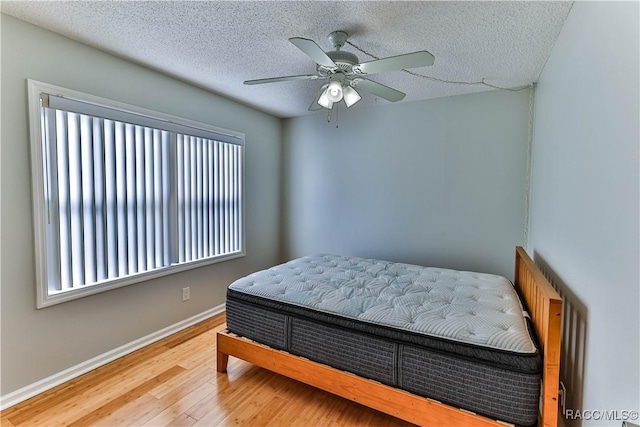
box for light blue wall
[282,89,531,278]
[529,2,639,424]
[1,14,281,395]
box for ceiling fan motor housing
[327,50,358,67]
[318,50,359,77]
[320,31,359,75]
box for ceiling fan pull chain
[335,104,339,128]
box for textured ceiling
[1,1,573,118]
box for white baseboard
[0,304,225,411]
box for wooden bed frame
[217,247,562,427]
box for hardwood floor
[1,313,413,426]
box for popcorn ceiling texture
[2,1,572,118]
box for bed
[216,247,561,427]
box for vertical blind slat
[104,121,117,279]
[190,136,197,260]
[177,134,185,263]
[208,141,215,256]
[80,115,96,285]
[135,126,146,272]
[45,108,63,292]
[214,141,220,256]
[234,145,238,252]
[228,144,234,252]
[196,138,203,260]
[161,131,171,266]
[224,144,230,253]
[221,143,226,254]
[56,111,72,289]
[115,122,128,276]
[125,124,137,274]
[238,146,243,249]
[202,140,210,257]
[67,113,85,287]
[104,120,118,279]
[232,145,238,251]
[93,118,107,282]
[152,130,162,266]
[185,136,192,261]
[144,128,155,269]
[229,144,234,252]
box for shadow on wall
[534,252,588,427]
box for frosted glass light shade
[343,86,361,107]
[317,88,334,109]
[326,80,343,103]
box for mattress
[226,254,542,426]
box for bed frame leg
[217,350,229,373]
[216,331,229,373]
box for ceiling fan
[244,31,435,111]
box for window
[28,80,245,308]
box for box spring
[226,293,542,426]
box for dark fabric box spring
[225,291,542,426]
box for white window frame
[28,80,245,308]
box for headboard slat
[514,247,562,427]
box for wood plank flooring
[1,313,413,426]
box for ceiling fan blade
[309,89,324,111]
[244,74,319,85]
[289,37,337,68]
[355,51,435,75]
[350,79,406,102]
[308,101,323,111]
[308,84,329,111]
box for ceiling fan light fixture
[326,80,343,103]
[343,86,361,108]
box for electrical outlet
[182,287,190,301]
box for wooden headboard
[514,246,563,427]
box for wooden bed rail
[514,246,563,427]
[217,330,506,427]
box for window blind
[32,82,244,305]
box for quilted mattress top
[229,254,536,354]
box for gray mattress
[225,254,542,426]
